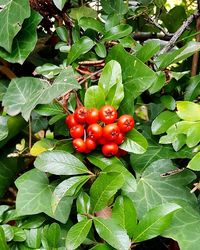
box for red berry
[102,123,120,141]
[116,149,127,157]
[99,105,117,124]
[102,143,118,157]
[65,114,78,129]
[70,125,84,138]
[72,138,86,153]
[97,137,108,145]
[74,107,88,124]
[115,132,125,145]
[85,138,96,151]
[85,108,99,124]
[117,114,134,133]
[87,123,102,141]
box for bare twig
[146,16,171,36]
[132,32,172,41]
[191,14,200,75]
[0,65,16,79]
[158,12,200,55]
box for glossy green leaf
[21,215,46,229]
[76,192,90,215]
[35,63,62,79]
[0,0,30,52]
[1,225,14,241]
[148,71,165,94]
[187,152,200,171]
[53,0,67,10]
[151,111,180,135]
[68,36,95,64]
[160,95,176,110]
[52,176,89,213]
[120,129,148,154]
[105,13,121,31]
[112,196,137,237]
[56,26,68,42]
[12,227,26,242]
[30,139,56,156]
[0,205,9,223]
[35,103,63,116]
[100,0,127,15]
[136,40,160,62]
[132,203,181,242]
[0,116,8,141]
[94,217,131,250]
[90,243,113,250]
[15,169,73,223]
[34,150,90,175]
[95,43,107,58]
[66,219,92,250]
[90,172,124,212]
[25,228,41,248]
[156,42,200,69]
[0,11,42,64]
[107,45,157,114]
[176,101,200,121]
[0,227,9,249]
[103,24,132,41]
[84,86,105,109]
[79,17,105,34]
[45,223,61,247]
[69,6,97,21]
[184,75,200,101]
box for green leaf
[90,172,124,212]
[94,43,107,58]
[21,215,46,229]
[0,205,9,223]
[105,13,121,31]
[66,219,92,250]
[79,17,105,34]
[136,40,160,62]
[130,141,193,175]
[103,24,132,41]
[24,228,41,248]
[160,95,176,110]
[35,103,63,116]
[76,192,91,221]
[148,71,165,94]
[84,86,105,109]
[90,243,113,250]
[53,0,67,10]
[93,217,131,250]
[0,80,7,101]
[100,0,128,15]
[45,223,61,247]
[69,6,97,21]
[176,101,200,121]
[0,0,30,52]
[12,227,26,242]
[56,26,68,42]
[151,111,180,135]
[52,176,89,213]
[112,196,137,237]
[0,116,8,141]
[120,129,148,154]
[184,75,200,101]
[35,63,62,79]
[156,42,200,69]
[30,138,56,156]
[68,36,95,64]
[187,152,200,171]
[15,169,73,223]
[132,203,181,242]
[105,82,124,109]
[0,11,42,64]
[34,150,90,175]
[107,45,157,114]
[1,225,14,241]
[0,227,9,249]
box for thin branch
[146,16,171,36]
[158,11,200,55]
[132,32,172,41]
[0,65,16,79]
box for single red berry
[65,114,78,129]
[99,105,117,124]
[102,143,118,157]
[72,138,86,153]
[74,107,88,124]
[87,123,102,140]
[117,114,134,133]
[85,108,99,124]
[115,132,125,145]
[70,125,84,138]
[102,123,120,141]
[85,138,96,151]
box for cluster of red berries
[65,105,134,157]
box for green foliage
[0,1,200,250]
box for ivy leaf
[0,0,30,52]
[119,129,148,154]
[151,111,180,135]
[0,11,42,64]
[112,196,137,237]
[53,0,67,10]
[66,219,92,250]
[0,116,8,141]
[176,101,200,121]
[132,203,181,242]
[107,45,157,114]
[93,217,131,250]
[84,86,105,109]
[34,150,90,175]
[15,169,73,223]
[90,172,124,212]
[68,36,95,64]
[52,176,90,213]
